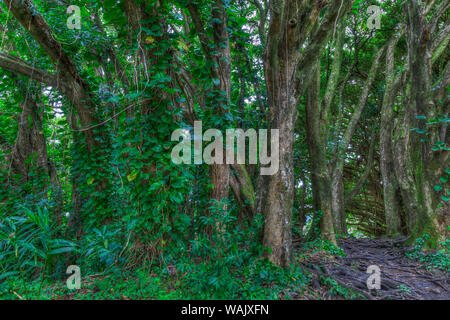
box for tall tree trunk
[330,46,385,235]
[398,0,449,245]
[8,85,50,182]
[306,64,335,243]
[331,179,346,235]
[186,1,232,221]
[262,0,352,266]
[230,163,256,222]
[380,36,404,237]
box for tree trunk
[262,0,352,266]
[399,0,450,245]
[380,37,404,237]
[186,1,232,222]
[306,62,336,243]
[8,87,50,182]
[330,46,385,235]
[331,178,346,235]
[230,164,256,222]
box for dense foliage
[0,0,448,300]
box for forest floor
[9,237,447,300]
[295,237,449,300]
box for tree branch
[0,51,61,90]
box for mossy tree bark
[306,63,335,243]
[389,0,449,246]
[400,0,449,245]
[380,36,404,238]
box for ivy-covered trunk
[185,0,232,222]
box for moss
[399,143,440,248]
[408,213,439,249]
[238,164,256,205]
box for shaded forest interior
[0,0,448,299]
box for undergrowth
[406,234,450,272]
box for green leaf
[169,193,183,204]
[49,247,74,255]
[434,185,443,192]
[127,170,139,182]
[0,271,19,281]
[149,181,164,192]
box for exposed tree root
[295,238,449,300]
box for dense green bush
[0,204,75,297]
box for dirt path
[297,238,449,300]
